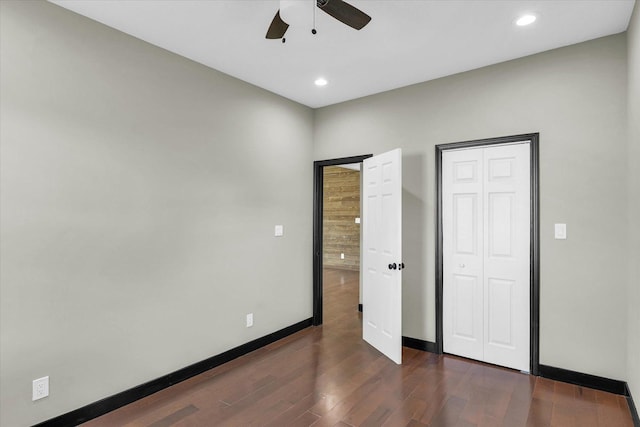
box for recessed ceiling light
[516,14,537,26]
[315,78,328,87]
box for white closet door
[482,143,530,371]
[443,148,484,361]
[443,142,530,372]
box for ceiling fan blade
[317,0,371,30]
[266,10,289,39]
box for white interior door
[362,148,402,364]
[443,142,530,372]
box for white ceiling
[50,0,635,108]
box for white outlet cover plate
[32,376,49,401]
[246,313,253,327]
[355,217,361,224]
[274,225,284,237]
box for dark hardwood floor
[83,268,634,426]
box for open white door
[362,148,402,364]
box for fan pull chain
[312,0,317,34]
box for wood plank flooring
[83,269,634,426]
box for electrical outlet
[246,313,253,328]
[32,376,49,401]
[340,253,345,259]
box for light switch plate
[274,225,283,237]
[355,217,361,224]
[554,223,567,239]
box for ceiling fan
[266,0,371,41]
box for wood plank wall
[323,166,360,270]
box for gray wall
[0,2,313,426]
[627,2,640,406]
[315,34,629,380]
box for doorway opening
[435,133,540,375]
[322,164,362,320]
[313,155,372,326]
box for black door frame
[435,133,540,375]
[313,154,372,326]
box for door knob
[388,263,397,270]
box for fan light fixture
[280,1,314,28]
[516,14,537,26]
[315,78,328,87]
